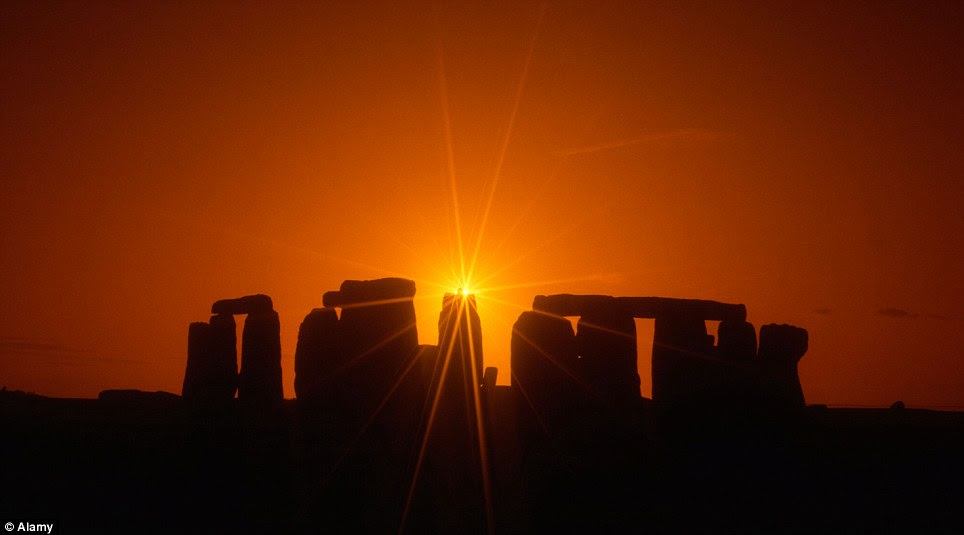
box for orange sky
[2,1,962,407]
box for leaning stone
[211,294,273,315]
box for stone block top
[323,278,416,307]
[211,294,274,315]
[533,294,746,322]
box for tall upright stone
[208,313,239,401]
[322,278,419,422]
[183,315,238,403]
[511,311,579,429]
[758,323,808,408]
[576,300,639,407]
[652,313,714,404]
[294,307,340,402]
[239,309,283,408]
[418,292,488,533]
[183,322,211,400]
[714,320,759,405]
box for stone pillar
[183,322,211,400]
[208,313,239,401]
[293,307,340,402]
[758,323,808,408]
[511,310,579,429]
[576,304,639,408]
[652,314,713,404]
[239,310,283,408]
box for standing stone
[326,278,419,422]
[418,292,487,533]
[239,310,283,408]
[576,299,639,408]
[652,314,714,404]
[183,316,238,403]
[183,322,211,400]
[511,311,579,429]
[715,320,760,405]
[208,313,239,401]
[438,293,484,383]
[294,307,340,402]
[758,323,808,408]
[717,320,757,363]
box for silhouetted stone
[715,320,761,406]
[439,293,484,383]
[412,292,489,532]
[238,310,283,408]
[511,311,579,428]
[717,320,757,363]
[332,278,419,423]
[577,305,639,407]
[483,366,498,392]
[293,307,339,402]
[183,322,211,400]
[652,313,714,404]
[758,323,808,408]
[322,277,416,307]
[208,313,239,401]
[211,294,273,315]
[533,294,746,321]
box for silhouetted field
[1,389,961,533]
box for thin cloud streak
[556,128,723,156]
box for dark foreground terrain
[1,388,962,533]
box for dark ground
[1,388,962,533]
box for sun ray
[474,272,632,295]
[480,303,607,403]
[485,154,572,260]
[466,2,548,286]
[556,128,722,157]
[434,23,467,286]
[473,206,602,289]
[399,301,462,532]
[318,346,424,485]
[463,302,495,532]
[315,320,418,384]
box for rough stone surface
[211,294,273,316]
